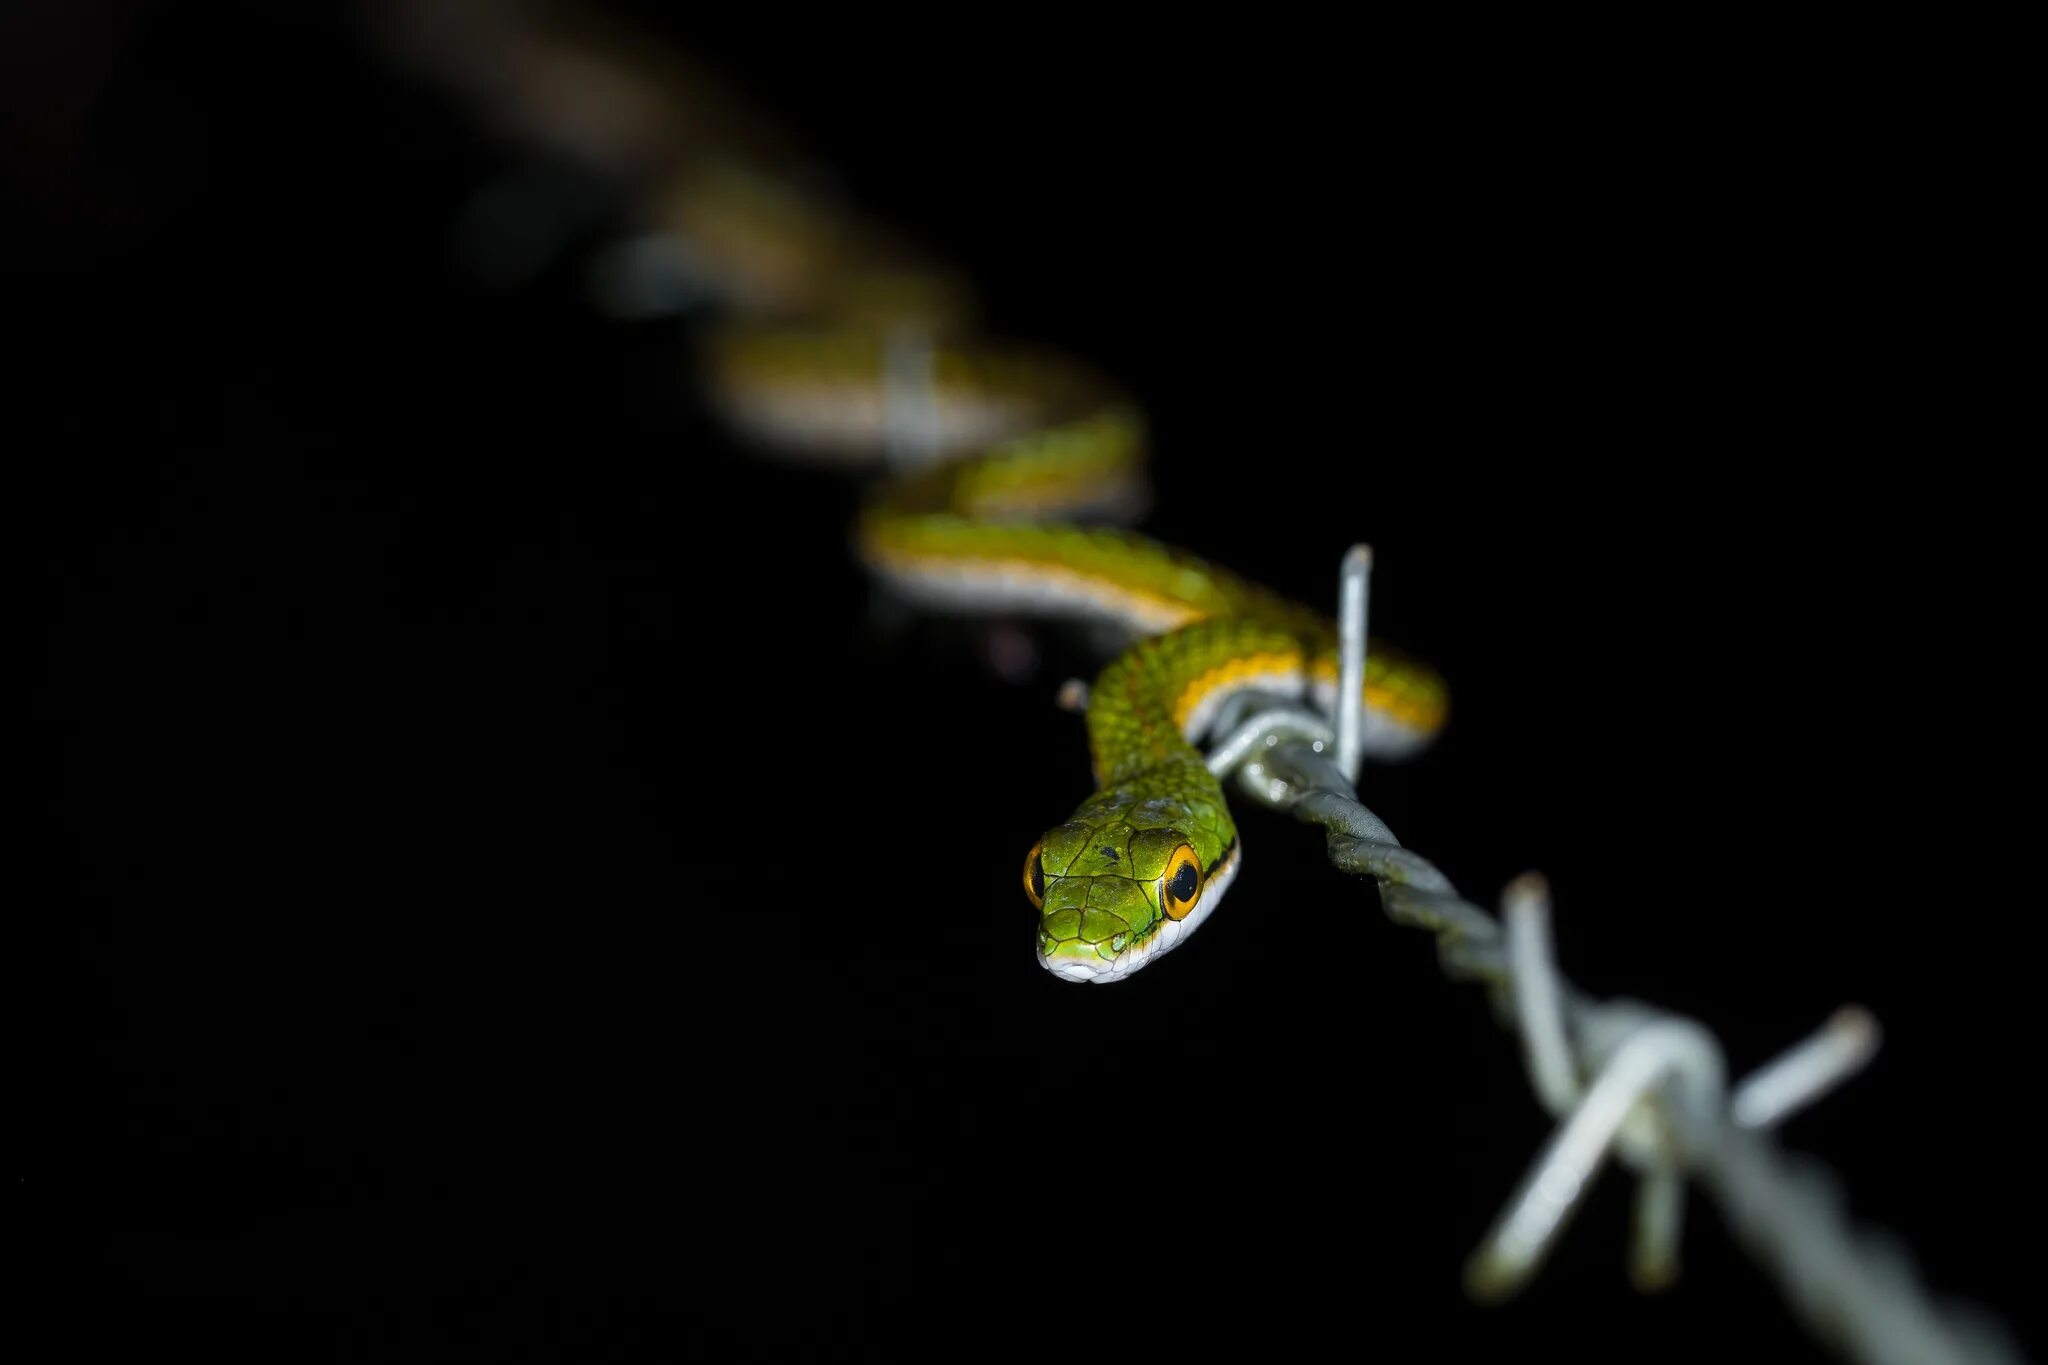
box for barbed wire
[1183,546,2025,1365]
[358,16,2021,1352]
[871,302,2024,1365]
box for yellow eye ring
[1023,839,1047,910]
[1159,844,1203,920]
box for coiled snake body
[392,6,1450,981]
[706,330,1448,981]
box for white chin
[1042,956,1113,984]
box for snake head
[1023,810,1239,984]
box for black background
[22,3,2036,1360]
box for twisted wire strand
[1194,554,2024,1365]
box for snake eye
[1023,840,1047,910]
[1160,844,1202,920]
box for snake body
[708,330,1448,982]
[387,5,1449,981]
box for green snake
[389,4,1450,981]
[705,331,1449,982]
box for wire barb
[882,324,939,467]
[1335,543,1371,783]
[1504,873,1577,1116]
[1731,1006,1883,1130]
[1466,1016,1724,1302]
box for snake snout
[1037,921,1159,985]
[1037,870,1169,984]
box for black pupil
[1030,856,1046,901]
[1168,862,1199,903]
